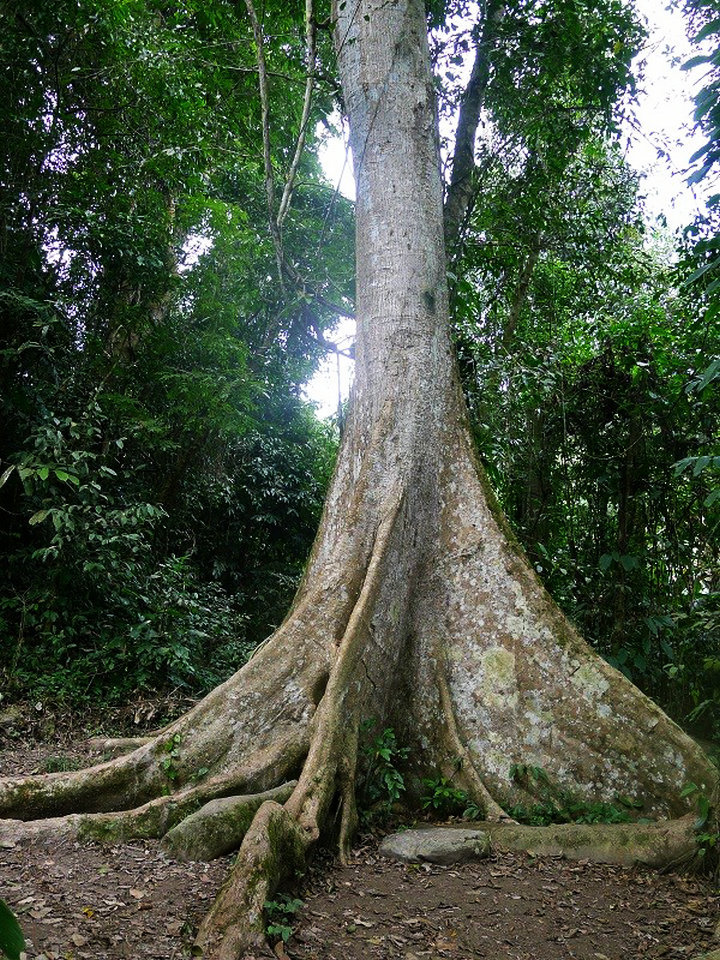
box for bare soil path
[1,709,718,960]
[291,844,720,960]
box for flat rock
[379,827,491,865]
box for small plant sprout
[356,720,410,820]
[161,733,182,786]
[264,894,304,945]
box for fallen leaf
[29,907,52,920]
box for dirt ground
[1,714,719,960]
[291,846,720,960]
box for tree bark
[0,2,716,958]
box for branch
[303,305,355,357]
[244,0,284,282]
[501,238,541,350]
[444,0,505,257]
[245,0,331,319]
[277,0,317,229]
[244,3,355,343]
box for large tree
[0,1,717,957]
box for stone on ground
[379,827,491,865]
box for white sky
[629,0,714,229]
[304,122,356,417]
[304,0,715,416]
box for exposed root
[0,741,163,820]
[162,782,297,861]
[479,816,699,868]
[0,773,295,850]
[436,670,511,822]
[196,493,405,956]
[85,735,154,757]
[195,800,309,960]
[380,818,700,869]
[0,731,305,824]
[286,491,405,828]
[336,731,360,859]
[0,649,316,822]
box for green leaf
[695,794,710,829]
[28,509,50,525]
[689,142,712,164]
[683,53,714,71]
[694,18,720,43]
[688,159,716,185]
[704,488,720,507]
[54,469,80,485]
[697,359,720,392]
[0,899,25,960]
[673,457,695,476]
[0,465,15,489]
[693,455,712,476]
[684,254,720,285]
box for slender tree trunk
[444,0,504,256]
[0,3,716,958]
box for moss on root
[481,818,698,867]
[76,798,192,845]
[162,783,297,861]
[195,800,312,960]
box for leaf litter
[289,845,720,960]
[1,730,719,959]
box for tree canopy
[0,0,351,699]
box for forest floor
[1,703,719,960]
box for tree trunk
[0,2,716,958]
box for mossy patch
[162,783,296,861]
[77,817,122,844]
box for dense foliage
[445,0,720,734]
[0,0,350,702]
[683,0,720,302]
